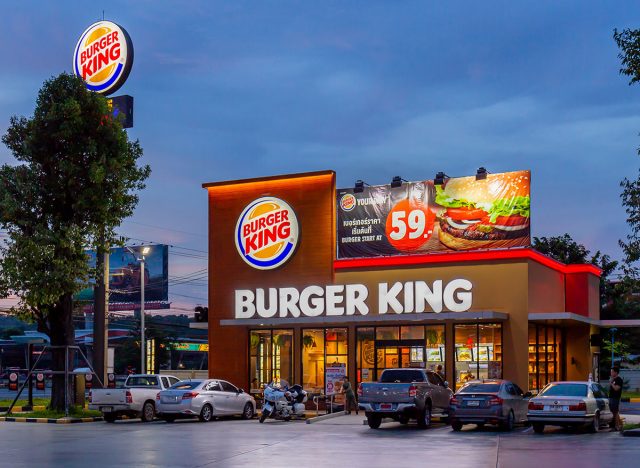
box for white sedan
[527,381,613,433]
[156,379,256,422]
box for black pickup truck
[358,368,453,429]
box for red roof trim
[333,248,602,277]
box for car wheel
[162,416,176,423]
[242,402,255,420]
[259,408,270,423]
[451,421,463,431]
[367,414,382,429]
[398,415,409,425]
[588,412,600,433]
[417,404,432,429]
[199,404,214,422]
[141,402,155,423]
[533,423,545,434]
[103,413,117,423]
[501,411,515,431]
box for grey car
[449,380,531,431]
[527,381,613,433]
[155,379,256,422]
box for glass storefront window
[425,325,445,376]
[357,328,375,383]
[454,323,502,389]
[302,329,324,392]
[528,324,561,393]
[357,325,445,383]
[302,328,348,392]
[249,329,292,387]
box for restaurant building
[203,170,602,394]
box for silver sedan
[527,381,613,433]
[156,379,256,422]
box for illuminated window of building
[528,324,561,393]
[302,328,348,392]
[454,323,502,390]
[302,329,325,392]
[356,325,445,384]
[249,329,292,387]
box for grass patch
[14,406,101,419]
[624,391,640,399]
[624,422,640,431]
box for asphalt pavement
[0,410,639,468]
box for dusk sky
[1,1,640,313]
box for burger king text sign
[73,21,134,95]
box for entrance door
[374,339,425,381]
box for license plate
[380,403,392,410]
[101,406,113,413]
[545,405,567,412]
[467,400,480,407]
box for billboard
[75,245,169,309]
[337,170,530,258]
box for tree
[0,73,150,410]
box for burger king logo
[235,197,299,270]
[73,21,134,95]
[340,193,356,212]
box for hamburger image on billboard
[435,171,530,250]
[73,20,134,95]
[235,197,300,270]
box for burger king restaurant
[203,170,602,396]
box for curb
[0,405,46,412]
[0,416,103,424]
[306,411,348,424]
[623,428,640,437]
[621,398,640,403]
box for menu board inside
[337,170,530,259]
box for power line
[126,221,207,238]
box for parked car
[527,381,613,434]
[89,374,181,422]
[155,379,256,422]
[449,379,531,431]
[358,368,453,429]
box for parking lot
[1,409,639,468]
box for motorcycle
[259,380,307,423]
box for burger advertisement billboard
[337,170,530,258]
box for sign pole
[140,256,145,374]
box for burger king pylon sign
[73,20,134,95]
[235,197,299,270]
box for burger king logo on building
[235,197,299,270]
[73,20,134,95]
[340,193,356,212]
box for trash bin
[74,374,85,407]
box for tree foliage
[0,73,150,409]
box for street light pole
[610,327,618,367]
[127,245,150,375]
[140,255,145,374]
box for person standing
[609,366,624,431]
[436,364,445,380]
[342,376,358,415]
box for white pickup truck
[89,374,181,422]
